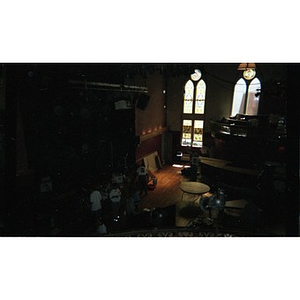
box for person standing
[90,184,103,220]
[109,183,122,220]
[136,164,148,196]
[190,151,200,181]
[125,184,138,216]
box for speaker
[136,94,150,110]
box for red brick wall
[136,135,162,162]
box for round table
[179,181,210,202]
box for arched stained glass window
[246,78,261,115]
[231,78,247,117]
[183,80,194,114]
[181,70,206,148]
[195,79,206,114]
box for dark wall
[12,64,136,190]
[3,63,141,235]
[5,63,168,198]
[0,66,5,219]
[256,63,288,115]
[135,70,165,135]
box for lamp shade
[237,63,256,70]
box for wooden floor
[138,164,185,209]
[137,164,211,227]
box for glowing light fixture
[237,63,256,80]
[191,69,201,81]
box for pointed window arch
[231,77,261,116]
[195,79,206,114]
[183,80,194,114]
[231,78,247,117]
[246,78,261,115]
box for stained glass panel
[181,119,192,146]
[193,120,203,147]
[183,80,194,114]
[195,80,206,114]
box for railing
[99,226,282,237]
